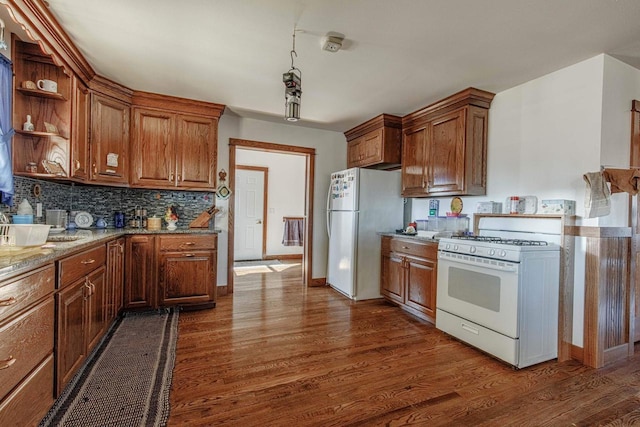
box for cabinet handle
[0,355,16,370]
[81,259,96,265]
[183,253,195,257]
[178,174,182,182]
[93,163,97,174]
[422,179,426,189]
[402,246,409,249]
[89,281,96,295]
[119,243,124,253]
[169,173,174,182]
[0,296,17,306]
[183,242,196,246]
[75,160,81,171]
[84,283,91,298]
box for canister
[147,216,161,230]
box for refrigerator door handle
[326,183,332,238]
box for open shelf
[16,87,67,101]
[15,129,68,139]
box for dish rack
[0,224,51,250]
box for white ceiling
[42,0,640,133]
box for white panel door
[327,210,357,298]
[234,168,265,261]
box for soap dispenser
[17,199,33,215]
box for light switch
[36,203,43,217]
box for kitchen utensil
[74,211,93,228]
[46,209,67,228]
[189,205,219,228]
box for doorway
[227,138,315,293]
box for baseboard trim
[217,285,228,296]
[310,277,326,287]
[570,344,584,363]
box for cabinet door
[405,256,437,320]
[362,129,383,165]
[125,235,155,309]
[131,108,176,188]
[176,114,217,189]
[71,76,90,181]
[56,277,87,395]
[106,238,125,322]
[347,137,363,168]
[159,250,215,306]
[426,108,466,195]
[86,266,107,352]
[401,127,428,196]
[381,252,405,304]
[90,93,130,184]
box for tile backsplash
[3,176,216,228]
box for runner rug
[39,309,179,427]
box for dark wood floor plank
[169,262,640,426]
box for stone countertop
[378,231,442,244]
[0,227,220,281]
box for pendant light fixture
[282,28,301,121]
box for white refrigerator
[326,167,403,300]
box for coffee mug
[37,79,57,93]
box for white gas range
[436,235,560,368]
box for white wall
[411,54,640,347]
[215,115,346,285]
[236,149,306,257]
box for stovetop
[438,235,559,262]
[453,235,549,246]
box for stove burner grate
[452,236,549,246]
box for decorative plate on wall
[216,184,231,200]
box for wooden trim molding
[228,138,316,293]
[344,113,402,141]
[310,278,326,287]
[132,90,225,118]
[564,225,632,238]
[4,0,95,81]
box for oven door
[436,251,520,338]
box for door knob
[256,219,262,224]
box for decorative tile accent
[2,177,216,228]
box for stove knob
[488,249,496,256]
[500,250,507,257]
[445,244,450,250]
[453,245,459,251]
[469,246,477,254]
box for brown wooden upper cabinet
[89,93,130,185]
[401,88,494,197]
[345,114,402,170]
[70,76,90,181]
[130,92,225,191]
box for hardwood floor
[169,262,640,426]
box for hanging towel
[0,54,14,206]
[282,218,304,246]
[601,168,640,195]
[583,171,611,218]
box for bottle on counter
[509,196,520,214]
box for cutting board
[189,205,219,228]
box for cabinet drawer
[58,244,106,287]
[0,265,54,322]
[0,297,54,401]
[158,235,217,251]
[0,354,54,427]
[389,237,437,259]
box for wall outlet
[36,203,43,217]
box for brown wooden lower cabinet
[125,233,218,310]
[157,234,217,307]
[380,235,438,323]
[106,237,125,322]
[56,244,107,395]
[0,265,55,425]
[125,235,156,309]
